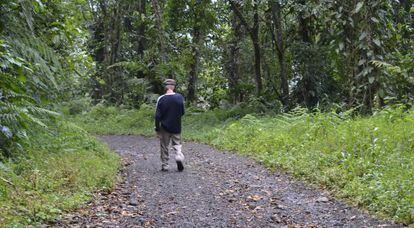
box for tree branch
[228,0,253,35]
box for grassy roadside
[69,104,414,224]
[0,119,120,226]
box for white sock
[173,145,184,162]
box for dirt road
[55,135,396,227]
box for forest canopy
[1,0,413,155]
[79,0,414,112]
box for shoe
[176,161,184,172]
[161,165,169,172]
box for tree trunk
[98,0,114,101]
[298,0,311,43]
[341,0,359,108]
[270,0,289,108]
[252,37,262,95]
[229,0,262,96]
[106,2,122,103]
[187,27,201,103]
[362,1,382,114]
[137,0,146,57]
[151,0,167,65]
[297,0,315,108]
[251,2,262,95]
[226,13,241,103]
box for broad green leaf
[354,2,364,14]
[373,39,381,47]
[368,76,375,84]
[34,0,44,8]
[359,31,367,41]
[17,70,26,83]
[378,88,385,98]
[339,42,344,51]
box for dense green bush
[64,97,93,115]
[70,105,414,224]
[0,0,93,157]
[0,119,120,225]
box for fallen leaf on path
[248,194,263,201]
[316,196,330,203]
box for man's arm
[155,97,163,131]
[181,95,185,116]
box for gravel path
[55,135,398,227]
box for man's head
[163,79,176,91]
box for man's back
[155,93,185,134]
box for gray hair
[165,84,175,90]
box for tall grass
[69,105,414,224]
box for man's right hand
[154,126,161,138]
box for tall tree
[187,1,207,103]
[225,13,243,103]
[229,0,263,96]
[268,0,289,108]
[151,0,168,65]
[187,25,202,102]
[167,0,215,103]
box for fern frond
[0,113,20,126]
[371,60,407,77]
[3,91,36,103]
[27,106,59,117]
[22,113,47,128]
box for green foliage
[1,2,119,225]
[1,0,94,155]
[71,105,414,224]
[0,119,120,225]
[69,104,155,136]
[290,42,341,108]
[0,35,60,155]
[371,52,414,105]
[2,0,413,224]
[57,97,93,115]
[80,0,413,111]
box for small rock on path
[54,135,399,227]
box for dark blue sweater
[155,93,185,134]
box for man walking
[155,79,185,172]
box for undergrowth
[0,119,120,226]
[69,104,414,224]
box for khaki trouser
[159,127,184,169]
